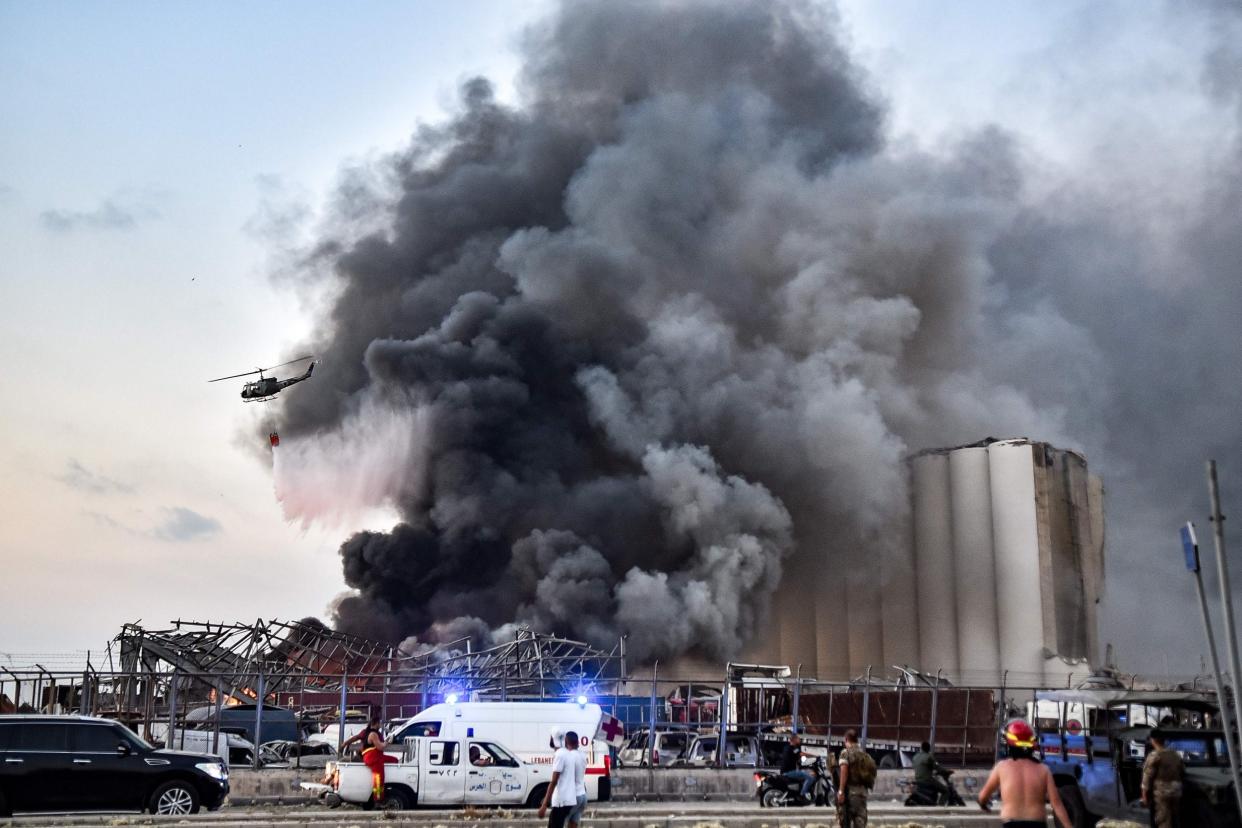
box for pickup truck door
[419,739,466,805]
[465,741,528,805]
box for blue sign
[1181,523,1200,573]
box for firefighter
[342,715,397,805]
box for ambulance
[385,700,623,801]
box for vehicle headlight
[196,762,227,780]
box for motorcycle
[903,767,966,807]
[755,755,834,807]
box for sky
[0,0,1236,677]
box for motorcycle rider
[780,733,815,801]
[912,741,950,801]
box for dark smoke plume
[270,0,1242,673]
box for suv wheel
[149,780,200,815]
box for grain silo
[908,438,1105,686]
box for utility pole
[1182,521,1242,818]
[1208,462,1242,721]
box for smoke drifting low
[270,0,1242,671]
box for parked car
[259,739,336,768]
[675,733,763,767]
[618,729,693,768]
[0,715,229,816]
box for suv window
[0,723,13,751]
[72,723,125,753]
[10,723,70,751]
[429,740,459,766]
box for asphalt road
[0,800,1034,827]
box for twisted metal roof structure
[112,619,621,703]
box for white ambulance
[386,700,622,801]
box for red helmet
[1003,718,1037,749]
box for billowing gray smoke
[270,0,1242,673]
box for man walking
[540,731,585,828]
[1141,729,1184,828]
[836,729,870,827]
[977,719,1072,828]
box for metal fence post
[717,662,731,768]
[791,664,801,734]
[647,662,658,787]
[212,690,223,756]
[929,669,941,748]
[166,670,178,749]
[860,666,871,747]
[252,671,265,769]
[79,670,90,715]
[338,672,349,754]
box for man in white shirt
[568,734,588,827]
[539,731,584,828]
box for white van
[387,701,613,800]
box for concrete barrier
[225,767,992,805]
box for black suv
[0,715,229,816]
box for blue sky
[0,0,1229,669]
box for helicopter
[208,355,316,402]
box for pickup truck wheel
[383,787,415,811]
[526,783,550,808]
[149,780,201,815]
[878,752,899,770]
[1054,784,1094,828]
[0,787,10,817]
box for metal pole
[338,672,348,755]
[1209,462,1242,734]
[995,671,1008,763]
[212,690,223,756]
[1192,537,1242,817]
[647,662,658,786]
[252,671,265,770]
[929,669,941,747]
[166,671,179,749]
[382,648,393,723]
[792,664,801,735]
[717,663,731,768]
[860,666,871,747]
[79,671,90,716]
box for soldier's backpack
[849,747,877,789]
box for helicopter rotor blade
[208,369,263,383]
[262,355,315,372]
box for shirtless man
[977,719,1072,828]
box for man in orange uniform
[343,715,398,804]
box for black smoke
[269,0,1242,674]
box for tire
[1055,784,1094,828]
[878,752,899,769]
[323,791,342,809]
[762,788,788,808]
[384,787,415,811]
[0,787,9,818]
[149,780,201,815]
[526,783,550,808]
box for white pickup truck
[326,735,551,810]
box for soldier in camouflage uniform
[1141,729,1184,828]
[836,729,868,827]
